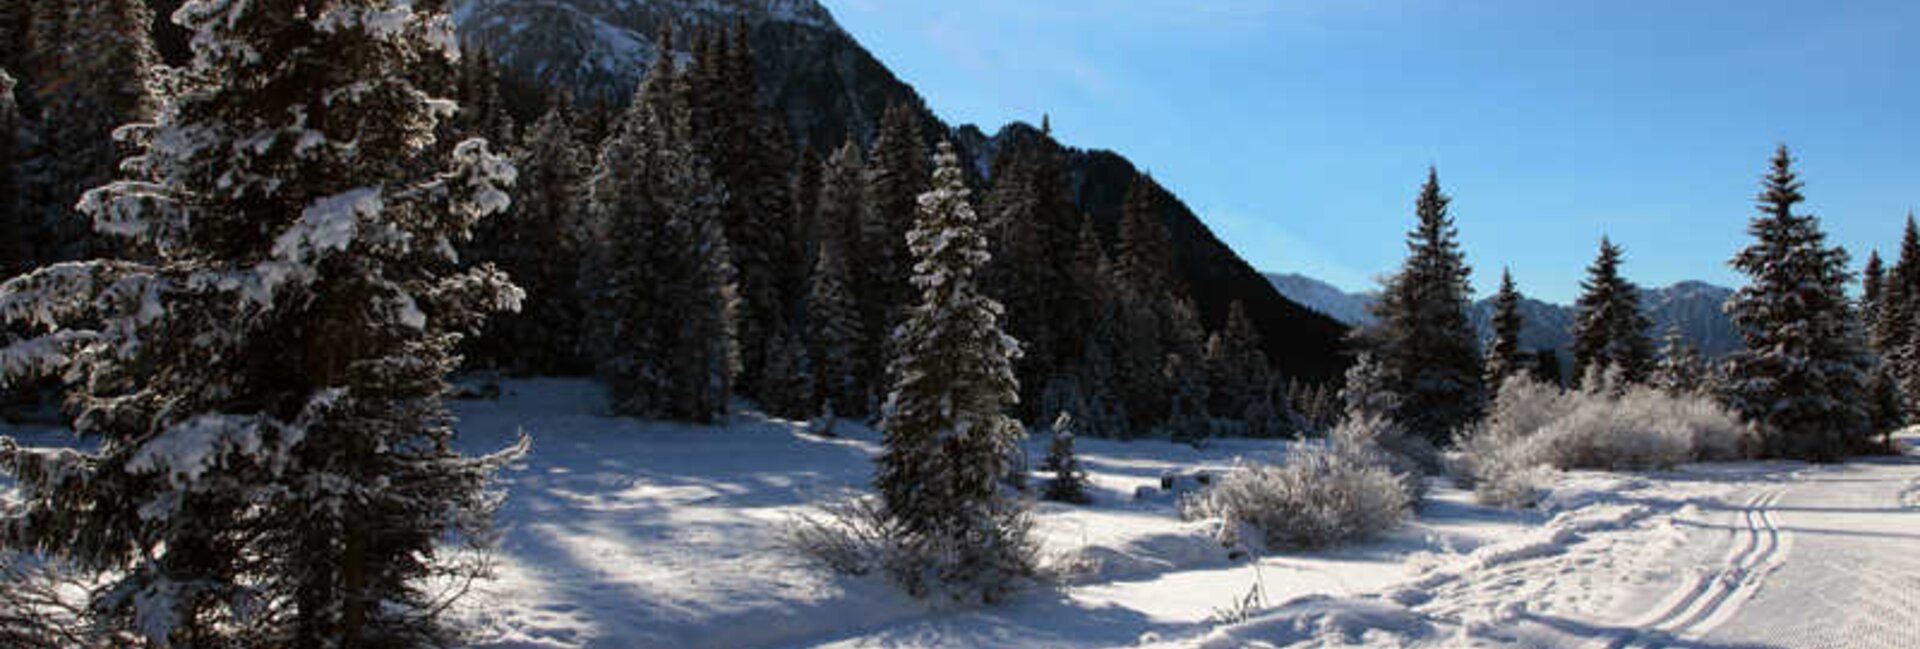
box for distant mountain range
[1264,273,1741,358]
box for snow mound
[1189,596,1431,649]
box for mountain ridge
[1264,272,1741,358]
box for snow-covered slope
[455,0,837,91]
[1265,272,1740,358]
[1263,273,1378,328]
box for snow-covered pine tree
[816,139,872,414]
[469,94,590,376]
[1862,250,1885,343]
[1206,300,1269,423]
[807,236,863,418]
[1042,412,1091,505]
[1341,352,1402,422]
[762,325,815,419]
[1109,175,1187,436]
[0,1,529,644]
[0,69,17,279]
[1883,216,1919,400]
[1653,325,1706,396]
[791,145,824,293]
[16,0,157,266]
[1722,146,1873,460]
[875,140,1034,603]
[1362,168,1485,444]
[455,39,515,148]
[1867,365,1904,445]
[861,103,927,405]
[1165,308,1213,447]
[691,20,791,400]
[1485,268,1529,388]
[1570,237,1656,387]
[584,28,739,422]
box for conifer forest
[1,2,1915,648]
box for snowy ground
[6,383,1917,648]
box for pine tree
[0,2,528,644]
[876,140,1033,603]
[1206,300,1270,422]
[861,103,927,403]
[1862,250,1885,343]
[585,31,738,423]
[1341,352,1402,422]
[1723,146,1873,460]
[1361,168,1485,444]
[693,21,794,401]
[1485,268,1528,387]
[815,138,871,414]
[762,325,815,419]
[1570,237,1656,386]
[0,69,18,279]
[808,236,863,418]
[1531,349,1565,388]
[17,0,158,266]
[469,94,590,375]
[1041,412,1091,505]
[1654,325,1705,396]
[1866,364,1904,446]
[1115,175,1179,299]
[1882,216,1920,396]
[456,40,516,147]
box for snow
[8,383,1918,647]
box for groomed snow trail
[1692,458,1920,649]
[1189,448,1920,649]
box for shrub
[1458,377,1753,507]
[783,495,1044,604]
[1182,449,1412,551]
[1330,412,1435,505]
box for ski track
[1604,488,1784,649]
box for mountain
[1265,273,1740,359]
[454,0,1353,383]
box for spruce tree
[1041,412,1091,505]
[815,139,871,413]
[17,0,157,266]
[1654,325,1705,396]
[808,236,863,418]
[0,69,18,279]
[0,2,527,645]
[1362,168,1485,444]
[1110,174,1210,437]
[1723,146,1873,460]
[762,326,815,419]
[1485,268,1528,387]
[1206,300,1270,422]
[470,95,590,375]
[861,103,927,402]
[584,32,738,423]
[1882,216,1920,395]
[876,141,1033,603]
[1570,237,1656,386]
[693,21,792,400]
[1863,250,1885,342]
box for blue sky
[820,0,1919,303]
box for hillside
[452,0,1352,383]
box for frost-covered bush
[1182,449,1412,551]
[1459,377,1752,507]
[1330,412,1434,505]
[784,495,1045,605]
